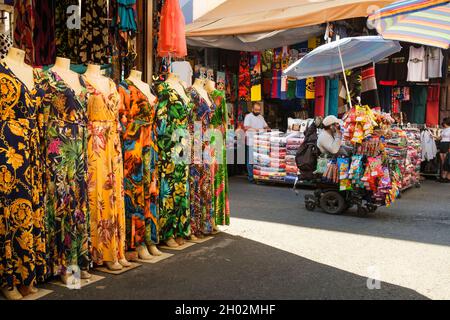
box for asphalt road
[6,176,449,300]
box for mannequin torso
[192,78,212,106]
[50,57,83,95]
[83,64,112,96]
[2,47,34,91]
[165,73,190,104]
[127,70,156,103]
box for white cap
[322,115,340,127]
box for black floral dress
[39,71,91,276]
[0,62,47,290]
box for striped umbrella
[368,0,450,49]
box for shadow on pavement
[230,176,450,247]
[37,233,428,300]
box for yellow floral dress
[0,62,47,290]
[84,78,126,265]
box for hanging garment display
[172,61,193,87]
[0,32,13,60]
[314,77,325,117]
[376,48,409,84]
[39,71,90,276]
[305,78,315,99]
[250,52,262,102]
[239,52,251,102]
[187,88,214,236]
[0,62,47,290]
[325,78,330,116]
[280,47,290,100]
[421,130,438,162]
[379,85,392,112]
[216,72,226,91]
[33,0,56,66]
[13,0,34,65]
[84,78,126,265]
[209,90,230,227]
[426,47,443,79]
[116,0,138,33]
[411,85,428,124]
[361,65,380,107]
[271,48,282,99]
[426,85,440,126]
[157,0,187,58]
[296,79,306,99]
[80,0,110,65]
[407,46,428,82]
[119,80,160,250]
[328,79,339,116]
[287,79,297,100]
[156,82,192,241]
[55,0,81,64]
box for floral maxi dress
[210,90,230,226]
[118,80,160,248]
[85,78,126,265]
[40,71,91,276]
[156,82,192,242]
[187,88,214,236]
[0,62,47,289]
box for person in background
[437,117,450,183]
[244,102,270,183]
[317,115,347,156]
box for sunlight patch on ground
[225,217,450,300]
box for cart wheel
[357,206,369,216]
[319,191,346,215]
[366,204,378,213]
[415,183,421,188]
[304,194,316,211]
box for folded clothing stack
[285,134,304,177]
[253,131,287,182]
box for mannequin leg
[1,287,23,300]
[119,258,132,267]
[18,285,37,297]
[148,244,162,256]
[175,236,186,246]
[137,245,153,260]
[105,261,123,271]
[81,270,92,279]
[165,237,179,248]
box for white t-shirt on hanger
[171,61,193,87]
[426,47,443,78]
[407,46,429,82]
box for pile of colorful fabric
[253,132,287,182]
[285,135,303,183]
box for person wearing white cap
[317,115,344,155]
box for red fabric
[315,76,326,117]
[426,85,440,126]
[379,80,398,86]
[157,0,187,58]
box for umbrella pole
[338,44,353,109]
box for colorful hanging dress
[118,80,160,249]
[209,90,230,226]
[156,82,192,241]
[0,62,47,289]
[40,71,90,276]
[84,78,126,265]
[187,88,214,236]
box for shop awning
[186,0,398,37]
[186,25,325,51]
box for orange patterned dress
[84,78,126,265]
